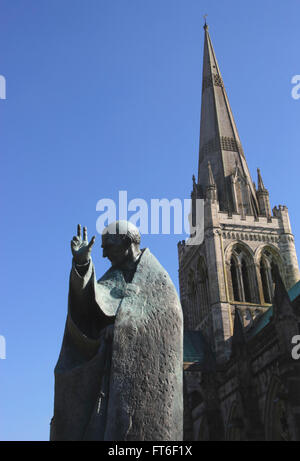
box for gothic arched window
[187,270,197,328]
[260,258,272,303]
[231,256,242,301]
[196,257,209,322]
[228,244,258,303]
[241,258,251,302]
[259,248,282,304]
[186,258,210,329]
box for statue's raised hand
[71,224,96,265]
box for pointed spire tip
[257,167,266,190]
[203,14,209,30]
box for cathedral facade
[179,23,300,441]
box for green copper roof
[247,306,274,339]
[184,282,300,356]
[247,280,300,339]
[288,280,300,302]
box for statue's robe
[50,248,183,441]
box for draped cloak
[50,248,183,441]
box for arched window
[228,244,258,303]
[241,258,251,302]
[186,258,210,329]
[196,257,209,322]
[260,258,272,303]
[231,256,241,301]
[187,270,197,329]
[259,248,282,304]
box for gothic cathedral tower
[178,23,300,364]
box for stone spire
[197,23,259,215]
[256,168,272,217]
[257,168,266,191]
[206,161,217,201]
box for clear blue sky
[1,0,300,440]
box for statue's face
[101,233,130,267]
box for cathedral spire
[198,25,259,215]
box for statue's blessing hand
[71,224,95,265]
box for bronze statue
[50,221,183,441]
